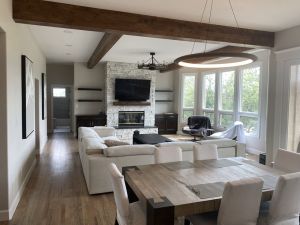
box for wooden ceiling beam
[160,46,252,73]
[87,33,122,69]
[13,0,274,47]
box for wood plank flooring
[1,133,116,225]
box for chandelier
[138,52,167,70]
[174,0,257,69]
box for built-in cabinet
[155,113,178,134]
[76,114,106,137]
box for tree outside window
[203,74,215,109]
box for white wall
[0,28,8,220]
[0,0,47,220]
[74,62,105,115]
[73,63,105,134]
[275,25,300,51]
[46,63,74,133]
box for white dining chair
[154,146,183,164]
[109,163,146,225]
[186,177,264,225]
[193,144,218,161]
[273,149,300,172]
[257,172,300,225]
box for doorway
[51,85,72,133]
[287,64,300,152]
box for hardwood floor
[1,133,116,225]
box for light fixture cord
[228,0,240,29]
[190,0,209,54]
[204,0,214,53]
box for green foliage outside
[183,76,195,108]
[182,68,260,135]
[204,74,215,109]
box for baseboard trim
[8,158,37,220]
[0,210,9,221]
[246,147,263,155]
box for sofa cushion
[156,141,196,151]
[103,145,156,157]
[93,126,116,138]
[197,138,236,148]
[79,127,100,140]
[83,137,108,155]
[104,139,130,147]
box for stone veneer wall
[105,61,157,127]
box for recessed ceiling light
[64,30,72,34]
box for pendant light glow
[174,52,257,69]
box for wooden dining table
[123,157,286,225]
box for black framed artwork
[21,55,35,139]
[41,73,46,120]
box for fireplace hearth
[118,111,145,127]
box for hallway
[1,133,115,225]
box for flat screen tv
[115,78,151,101]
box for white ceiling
[47,0,300,32]
[102,36,224,64]
[29,25,224,64]
[29,25,103,63]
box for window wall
[180,64,262,137]
[182,74,196,121]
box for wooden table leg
[147,197,175,225]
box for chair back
[108,163,130,224]
[274,149,300,172]
[187,116,212,129]
[268,172,300,224]
[193,144,218,161]
[217,177,263,225]
[154,146,182,164]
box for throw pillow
[104,139,130,147]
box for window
[238,67,260,136]
[203,74,216,110]
[218,71,235,128]
[220,71,235,111]
[53,88,66,98]
[182,74,196,121]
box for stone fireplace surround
[105,62,158,143]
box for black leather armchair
[182,116,214,141]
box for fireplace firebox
[118,111,145,127]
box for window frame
[237,64,262,137]
[199,63,262,137]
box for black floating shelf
[155,100,173,103]
[77,88,102,91]
[155,90,174,93]
[77,99,103,102]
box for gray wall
[46,64,74,132]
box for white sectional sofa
[78,126,246,194]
